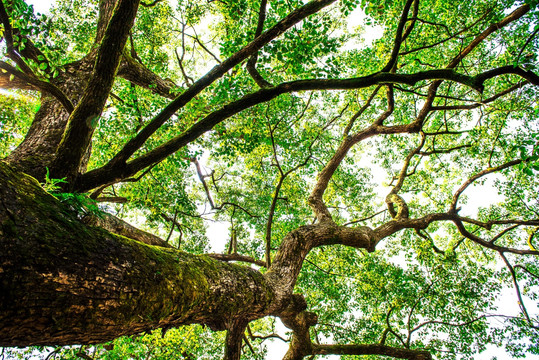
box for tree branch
[386,132,426,217]
[448,4,530,69]
[343,85,382,137]
[77,65,538,192]
[0,0,33,74]
[431,82,527,111]
[278,295,431,360]
[0,161,276,346]
[191,157,215,208]
[208,253,266,267]
[82,212,173,248]
[224,320,249,360]
[452,216,539,256]
[451,159,522,211]
[382,0,416,72]
[312,344,432,359]
[185,32,222,64]
[399,8,492,56]
[0,70,38,91]
[104,0,338,167]
[499,252,537,327]
[309,84,395,223]
[117,53,177,99]
[52,0,141,179]
[265,121,312,267]
[0,61,74,113]
[246,0,272,88]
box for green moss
[1,161,277,345]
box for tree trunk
[4,61,93,180]
[0,161,275,346]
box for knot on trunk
[386,192,409,219]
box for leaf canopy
[1,0,539,358]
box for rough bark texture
[0,162,275,346]
[1,2,537,358]
[0,72,38,90]
[0,162,379,347]
[52,0,141,180]
[4,61,93,180]
[82,213,174,249]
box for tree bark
[0,161,275,346]
[4,61,93,180]
[0,161,378,347]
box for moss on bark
[0,162,274,346]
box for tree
[0,0,539,358]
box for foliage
[41,168,103,219]
[1,0,539,359]
[41,167,66,192]
[0,92,36,157]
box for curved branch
[385,306,407,347]
[213,202,260,218]
[105,0,338,167]
[312,344,432,359]
[141,0,164,7]
[0,61,74,113]
[78,65,538,192]
[246,0,272,88]
[117,54,177,99]
[310,85,395,222]
[265,223,375,299]
[452,216,539,256]
[490,224,520,244]
[451,159,522,211]
[409,315,491,337]
[474,65,539,88]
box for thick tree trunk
[0,161,275,346]
[0,160,382,351]
[4,61,92,180]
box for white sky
[26,0,53,14]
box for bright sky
[26,0,53,14]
